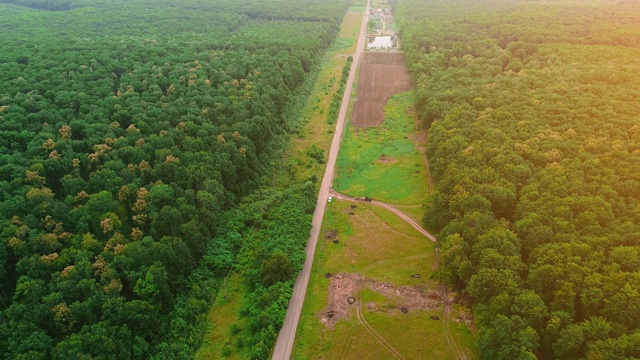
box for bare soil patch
[367,280,440,314]
[324,229,338,241]
[352,52,412,127]
[320,273,359,328]
[377,154,395,163]
[351,52,411,128]
[411,132,427,145]
[320,272,440,328]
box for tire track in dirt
[339,329,357,359]
[442,288,469,360]
[330,191,435,242]
[356,254,427,360]
[333,191,469,360]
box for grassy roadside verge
[275,11,363,189]
[194,275,250,359]
[194,9,366,360]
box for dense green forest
[397,0,640,359]
[0,0,349,358]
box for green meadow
[335,92,429,205]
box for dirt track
[331,191,436,242]
[351,52,412,127]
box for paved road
[271,3,370,359]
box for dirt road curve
[270,3,370,359]
[331,192,436,243]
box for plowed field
[351,52,412,127]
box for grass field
[195,275,251,359]
[292,201,475,359]
[320,201,430,272]
[372,0,390,8]
[341,11,362,37]
[335,91,429,205]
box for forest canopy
[397,0,640,359]
[0,0,349,358]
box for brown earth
[351,52,412,127]
[320,273,359,329]
[367,280,440,314]
[324,229,338,241]
[320,272,440,328]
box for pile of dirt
[377,154,396,163]
[320,273,359,328]
[351,52,412,128]
[366,280,440,313]
[320,273,441,328]
[324,229,338,241]
[454,312,473,325]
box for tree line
[0,0,350,358]
[396,0,640,359]
[0,0,73,11]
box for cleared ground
[351,52,412,127]
[292,201,475,359]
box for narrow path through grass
[292,201,474,359]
